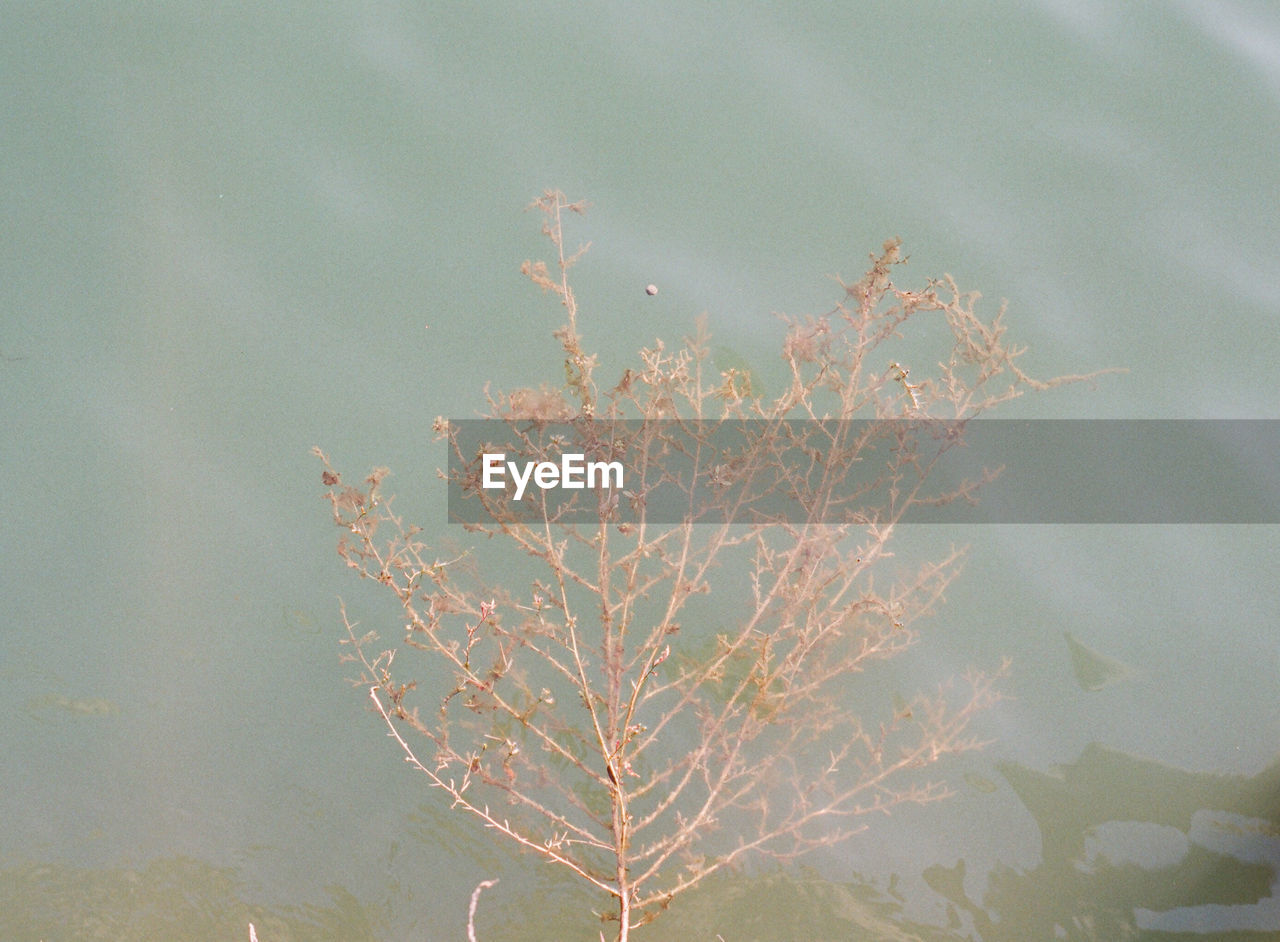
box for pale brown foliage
[316,190,1091,939]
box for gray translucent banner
[446,420,1280,525]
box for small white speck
[645,284,658,296]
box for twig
[467,878,500,942]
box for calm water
[2,3,1279,939]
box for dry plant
[316,191,1093,940]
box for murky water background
[3,4,1279,939]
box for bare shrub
[316,191,1094,939]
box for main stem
[602,527,632,941]
[616,871,630,942]
[612,762,632,941]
